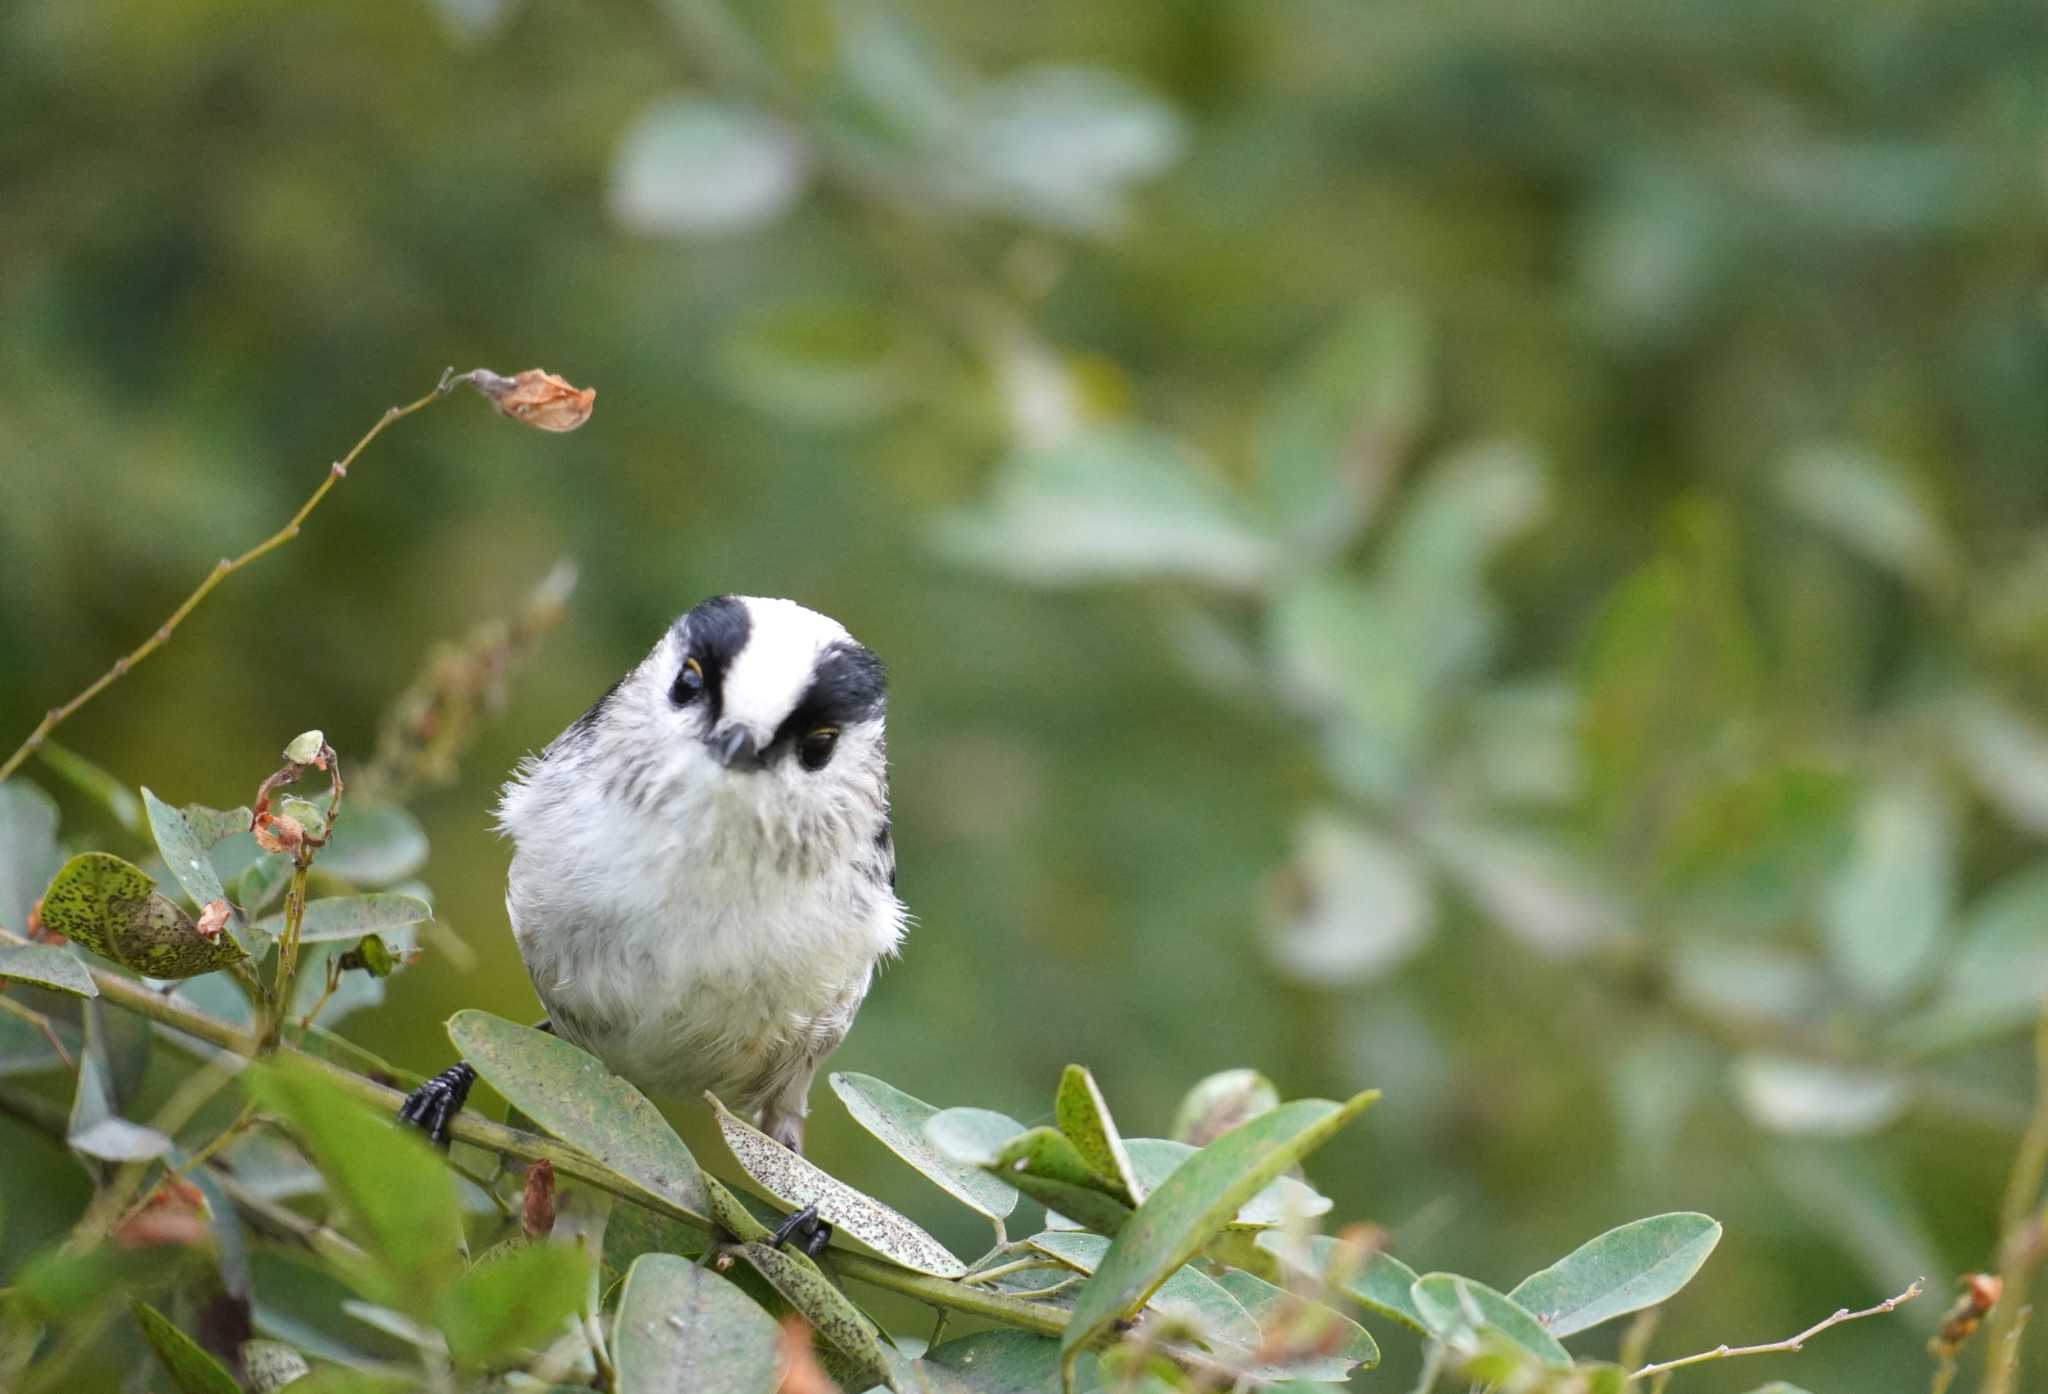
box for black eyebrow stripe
[771,640,886,749]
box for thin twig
[1631,1280,1924,1380]
[0,992,74,1070]
[0,369,464,785]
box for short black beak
[707,726,764,771]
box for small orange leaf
[195,899,231,943]
[116,1176,210,1249]
[252,812,304,855]
[522,1159,556,1239]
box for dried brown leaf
[194,899,231,943]
[471,369,596,433]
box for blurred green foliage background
[3,0,2047,1388]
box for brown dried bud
[25,896,61,945]
[1930,1272,2004,1358]
[252,812,305,855]
[115,1176,210,1249]
[521,1159,556,1239]
[194,899,232,943]
[470,368,596,433]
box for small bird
[401,596,906,1183]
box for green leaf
[258,892,432,942]
[448,1009,712,1224]
[142,789,246,948]
[830,1073,1018,1221]
[1255,297,1430,551]
[1123,1138,1331,1228]
[1169,1069,1278,1147]
[0,938,96,996]
[436,1239,591,1366]
[933,427,1271,591]
[614,1253,780,1394]
[284,730,327,765]
[270,1370,419,1394]
[1410,1273,1570,1369]
[232,853,292,917]
[735,1241,893,1390]
[69,1033,170,1161]
[1026,1230,1261,1353]
[1265,577,1430,800]
[611,94,811,238]
[924,1106,1029,1164]
[921,1329,1071,1392]
[710,1093,965,1276]
[35,742,142,834]
[1055,1065,1141,1203]
[1777,443,1952,595]
[131,1301,240,1394]
[0,780,61,934]
[36,851,248,978]
[719,300,927,427]
[242,1054,462,1304]
[1258,1233,1429,1333]
[1821,773,1953,1002]
[1061,1091,1377,1369]
[318,803,429,885]
[928,1106,1136,1234]
[1897,862,2048,1054]
[1744,1385,1817,1394]
[959,65,1184,233]
[1213,1267,1379,1379]
[1261,812,1434,987]
[1506,1212,1722,1337]
[1732,1055,1907,1136]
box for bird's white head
[503,595,893,877]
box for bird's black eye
[671,657,705,705]
[798,727,839,772]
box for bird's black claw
[397,1062,476,1147]
[768,1203,833,1260]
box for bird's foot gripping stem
[768,1203,833,1261]
[397,1062,476,1147]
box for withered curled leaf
[468,368,596,433]
[195,899,231,943]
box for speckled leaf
[238,1340,311,1394]
[37,852,248,978]
[436,1238,590,1365]
[243,1054,462,1306]
[614,1254,781,1394]
[1411,1273,1570,1369]
[1508,1212,1721,1337]
[0,939,96,997]
[712,1094,964,1276]
[1169,1068,1278,1147]
[831,1072,1019,1221]
[258,892,432,941]
[1125,1138,1331,1229]
[131,1301,240,1394]
[1062,1092,1377,1370]
[449,1009,713,1225]
[1026,1230,1261,1353]
[736,1241,894,1390]
[1055,1065,1140,1203]
[1215,1266,1380,1379]
[920,1329,1072,1392]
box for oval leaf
[0,938,96,997]
[830,1072,1018,1221]
[142,789,248,948]
[242,1055,463,1305]
[435,1238,591,1366]
[1170,1068,1278,1148]
[736,1241,893,1390]
[1214,1266,1380,1379]
[711,1093,964,1277]
[1027,1230,1261,1354]
[1508,1212,1722,1337]
[1258,1232,1429,1334]
[131,1301,239,1394]
[1411,1273,1570,1370]
[614,1253,780,1394]
[1055,1065,1140,1204]
[0,780,63,932]
[448,1009,712,1225]
[1061,1091,1377,1366]
[38,852,248,979]
[1125,1138,1331,1229]
[611,95,811,237]
[258,893,432,942]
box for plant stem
[0,993,74,1070]
[263,859,312,1050]
[60,954,1079,1338]
[1980,1013,2048,1394]
[1631,1279,1924,1381]
[0,369,464,786]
